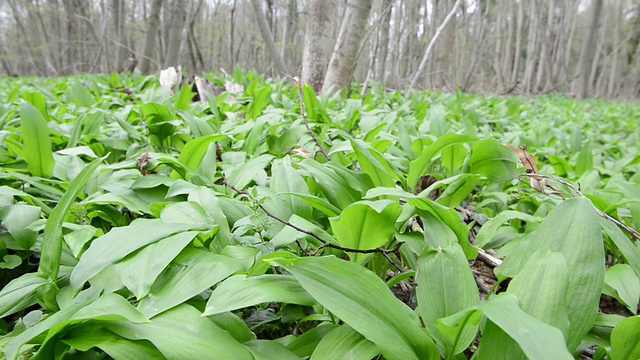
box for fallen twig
[222,175,403,270]
[521,173,640,241]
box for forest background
[0,0,638,101]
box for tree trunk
[576,0,603,99]
[164,0,186,68]
[112,0,127,71]
[322,0,374,94]
[249,0,287,76]
[281,0,297,61]
[139,0,163,74]
[301,0,333,92]
[376,0,392,84]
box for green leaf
[408,134,477,190]
[203,274,314,315]
[311,324,380,360]
[106,304,253,360]
[480,250,570,358]
[269,256,439,360]
[0,204,41,250]
[330,200,401,264]
[0,273,49,318]
[40,157,103,282]
[439,294,573,360]
[70,219,194,291]
[435,174,479,208]
[71,82,95,107]
[270,159,313,219]
[115,231,198,300]
[601,218,640,280]
[177,134,229,174]
[137,248,241,318]
[175,81,195,110]
[226,154,274,190]
[610,316,640,360]
[527,197,604,351]
[475,210,542,249]
[575,143,593,176]
[245,340,302,360]
[603,264,640,315]
[245,117,266,155]
[62,327,165,359]
[416,214,479,356]
[469,139,522,182]
[246,86,272,121]
[20,102,55,178]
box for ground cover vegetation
[0,71,639,359]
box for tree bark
[376,0,392,84]
[112,0,127,71]
[281,0,297,61]
[322,0,374,94]
[576,0,603,99]
[139,0,163,74]
[164,0,186,68]
[301,0,333,92]
[249,0,287,76]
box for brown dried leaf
[504,143,546,192]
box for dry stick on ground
[521,173,640,241]
[298,89,331,162]
[222,176,404,271]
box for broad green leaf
[408,133,477,190]
[287,324,338,357]
[106,304,253,360]
[416,214,479,356]
[115,232,198,300]
[270,256,439,360]
[177,134,228,175]
[204,274,314,315]
[527,197,604,351]
[610,316,640,360]
[603,264,640,315]
[22,91,48,117]
[160,201,216,228]
[245,117,266,155]
[70,219,194,291]
[137,248,241,318]
[330,200,401,264]
[0,273,49,318]
[0,204,40,250]
[475,210,542,249]
[208,312,256,343]
[408,197,477,259]
[480,250,570,358]
[439,294,573,360]
[284,193,340,217]
[601,218,640,279]
[270,214,337,248]
[270,159,313,219]
[441,143,467,174]
[311,324,380,360]
[245,340,302,360]
[227,154,274,190]
[298,160,364,209]
[62,327,165,359]
[469,140,522,182]
[188,187,232,251]
[20,102,55,178]
[575,143,593,176]
[435,174,479,208]
[175,81,195,110]
[71,82,95,107]
[246,86,272,121]
[40,157,103,282]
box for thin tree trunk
[510,0,525,86]
[376,0,392,84]
[406,0,461,98]
[322,0,374,94]
[432,0,457,89]
[301,0,333,92]
[281,0,297,60]
[165,0,186,68]
[139,0,163,74]
[249,0,287,76]
[113,0,127,71]
[576,0,603,99]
